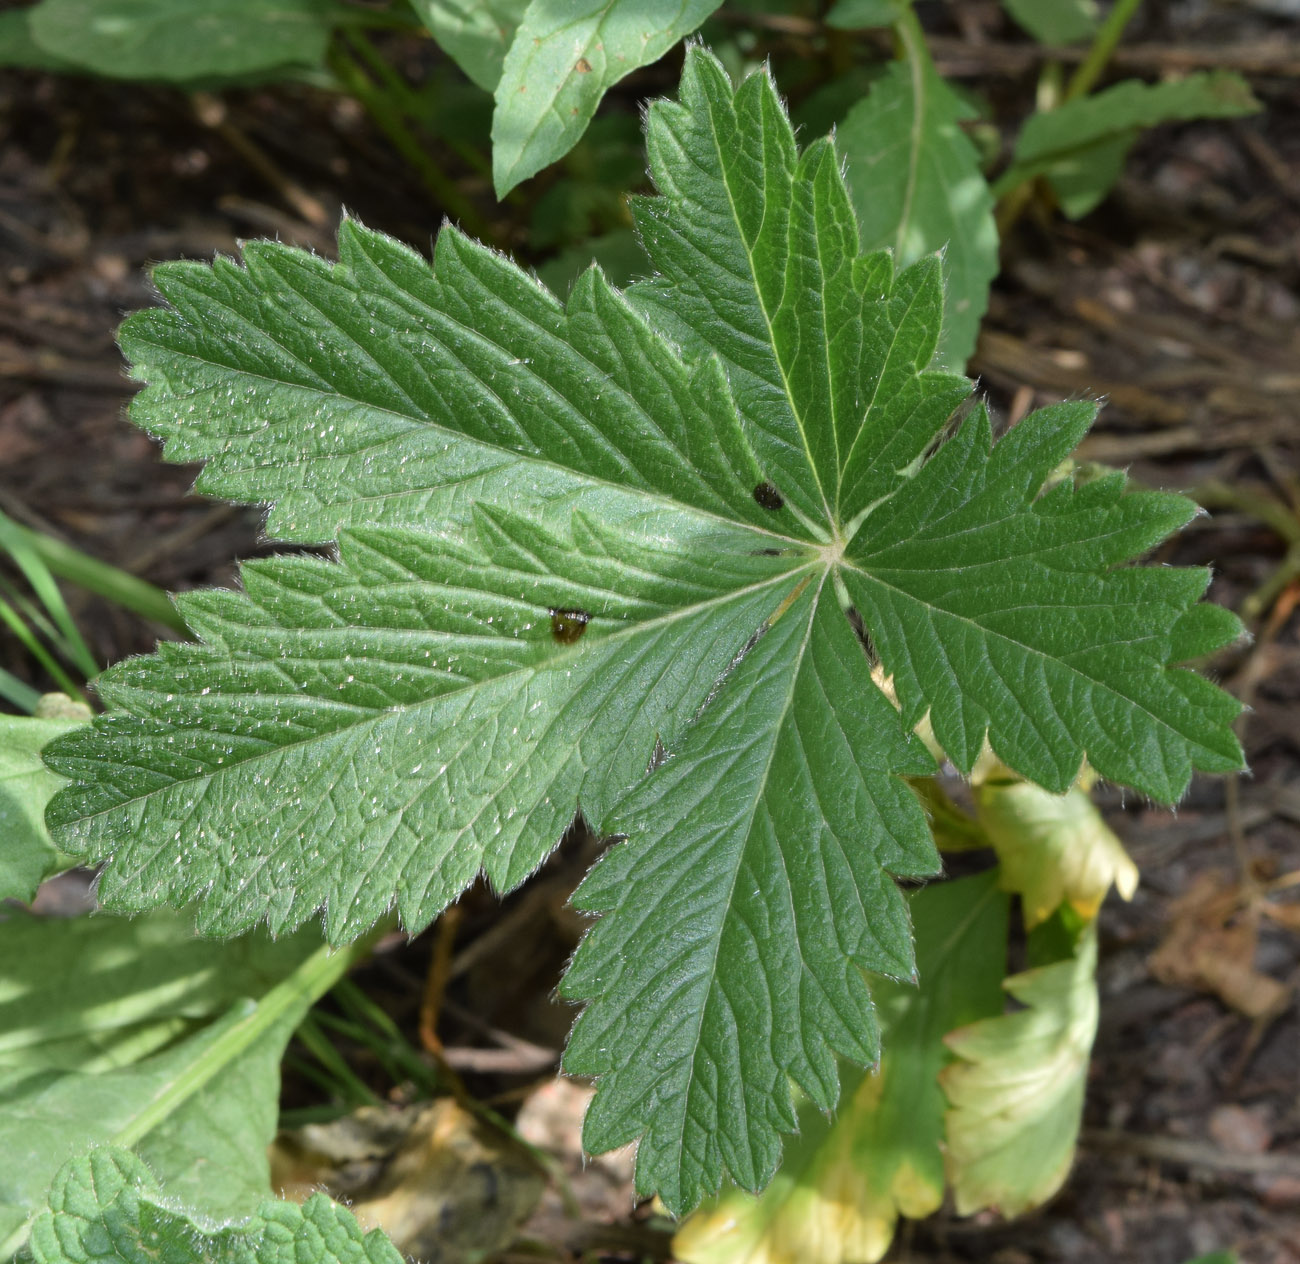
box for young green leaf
[673,872,1009,1264]
[0,710,86,903]
[491,2,722,195]
[26,0,339,82]
[999,0,1097,45]
[994,71,1261,217]
[411,0,527,92]
[46,45,1243,1215]
[941,926,1100,1216]
[838,59,999,367]
[29,1149,403,1264]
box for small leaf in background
[999,0,1098,45]
[491,0,722,195]
[995,71,1261,218]
[26,0,339,82]
[0,705,88,903]
[825,0,902,28]
[0,10,79,71]
[411,0,528,92]
[0,911,326,1250]
[674,872,1009,1264]
[838,60,999,367]
[29,1149,404,1264]
[974,764,1138,927]
[941,926,1099,1217]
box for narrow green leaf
[0,711,86,903]
[674,872,1009,1264]
[999,0,1098,45]
[941,925,1099,1217]
[995,71,1261,217]
[411,0,527,92]
[491,1,722,196]
[28,0,340,81]
[29,1149,403,1264]
[838,59,999,367]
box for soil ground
[2,3,1298,1262]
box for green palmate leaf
[0,912,340,1255]
[412,0,528,92]
[26,0,341,82]
[0,709,87,903]
[673,872,1008,1264]
[999,0,1098,45]
[29,1149,403,1264]
[995,71,1261,217]
[491,2,722,196]
[838,58,999,367]
[46,46,1242,1214]
[940,925,1099,1217]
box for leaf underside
[45,46,1243,1214]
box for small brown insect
[550,608,591,644]
[752,481,784,511]
[575,57,593,73]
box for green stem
[328,38,495,242]
[0,510,186,636]
[114,934,379,1148]
[1064,0,1143,102]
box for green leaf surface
[838,58,999,367]
[825,0,901,28]
[29,1149,403,1264]
[0,713,85,903]
[490,1,722,195]
[27,0,339,82]
[0,10,79,70]
[999,0,1097,45]
[995,71,1261,217]
[673,871,1009,1264]
[46,46,1243,1214]
[411,0,527,92]
[562,586,940,1213]
[941,925,1099,1216]
[0,912,329,1254]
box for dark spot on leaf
[550,608,590,644]
[753,481,783,510]
[575,57,593,73]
